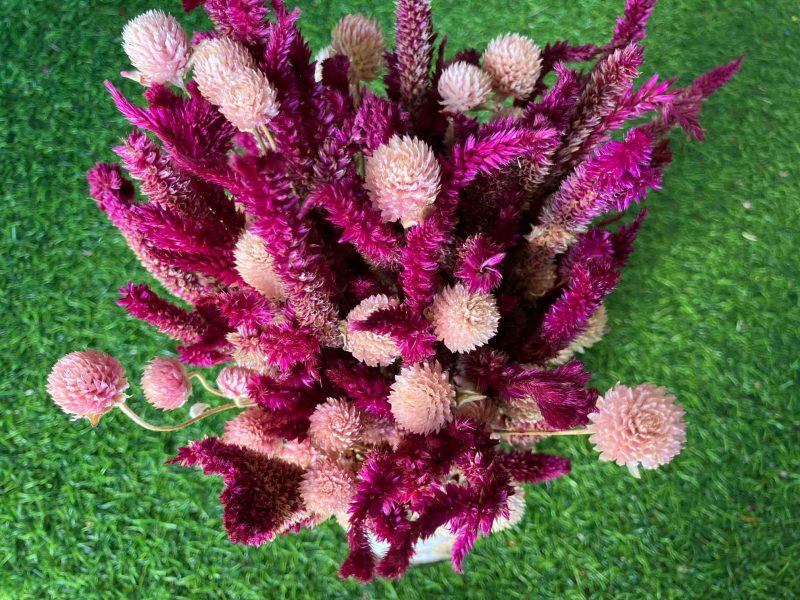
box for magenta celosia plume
[46,0,738,583]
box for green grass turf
[1,0,799,597]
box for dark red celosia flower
[168,437,305,545]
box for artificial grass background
[1,0,798,598]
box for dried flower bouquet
[47,0,740,581]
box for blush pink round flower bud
[234,231,286,301]
[121,10,190,87]
[219,68,280,132]
[482,33,542,99]
[141,357,191,410]
[589,383,687,477]
[343,294,400,367]
[191,37,256,105]
[308,398,364,453]
[431,283,500,353]
[47,350,129,426]
[389,361,456,434]
[216,366,256,401]
[300,457,357,519]
[331,14,385,83]
[438,62,493,112]
[223,407,283,455]
[278,439,317,468]
[365,135,441,228]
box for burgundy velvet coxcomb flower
[47,0,740,583]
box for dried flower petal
[308,398,365,453]
[217,366,257,400]
[192,37,256,105]
[300,457,358,519]
[219,68,280,131]
[431,283,500,353]
[223,407,283,456]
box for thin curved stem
[189,372,227,399]
[116,401,253,433]
[495,427,594,438]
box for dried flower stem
[495,427,595,437]
[189,371,228,399]
[117,400,254,432]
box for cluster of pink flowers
[47,0,739,581]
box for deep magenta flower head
[331,14,386,83]
[482,33,542,99]
[389,361,455,434]
[300,457,357,520]
[234,231,287,301]
[430,283,500,353]
[47,350,129,425]
[308,398,365,453]
[365,135,441,228]
[223,407,283,456]
[141,356,191,410]
[438,62,493,112]
[191,37,256,105]
[216,366,257,401]
[219,68,280,132]
[121,10,190,86]
[344,294,400,367]
[589,383,687,477]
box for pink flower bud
[482,33,542,99]
[141,357,191,410]
[121,10,190,86]
[389,361,455,434]
[438,62,493,112]
[331,14,385,83]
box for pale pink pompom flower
[308,398,364,453]
[191,37,255,105]
[141,357,191,410]
[389,361,456,434]
[365,135,441,228]
[219,68,280,132]
[589,383,687,477]
[233,231,286,301]
[431,283,500,353]
[482,33,542,99]
[278,439,317,468]
[438,62,493,112]
[216,366,257,401]
[47,350,129,426]
[223,407,283,456]
[300,457,358,519]
[343,294,400,367]
[331,14,385,83]
[121,10,190,87]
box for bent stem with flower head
[47,0,739,583]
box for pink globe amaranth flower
[47,350,129,425]
[300,457,357,519]
[331,14,385,83]
[141,357,191,410]
[343,294,400,367]
[278,439,317,468]
[223,407,283,456]
[191,37,255,105]
[589,383,687,477]
[360,416,402,449]
[234,231,287,301]
[438,62,493,113]
[121,10,190,87]
[455,397,499,426]
[492,484,526,532]
[365,135,441,228]
[216,366,257,401]
[489,105,525,122]
[308,398,364,453]
[219,68,280,132]
[482,33,542,99]
[431,283,500,353]
[389,361,456,434]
